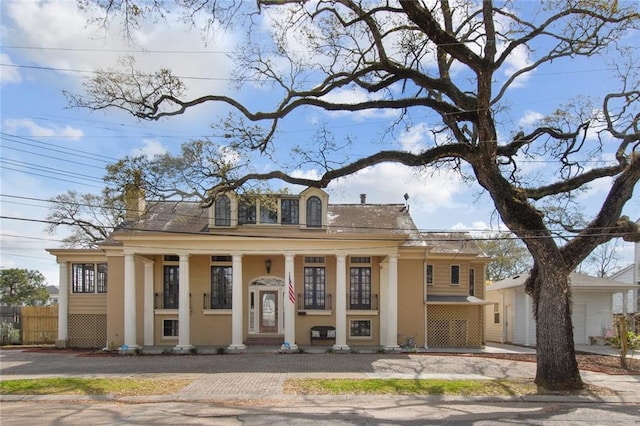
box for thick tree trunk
[532,263,583,390]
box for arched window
[306,196,322,227]
[214,195,231,226]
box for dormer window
[281,199,299,224]
[306,196,322,227]
[260,204,277,224]
[238,199,256,224]
[214,195,231,226]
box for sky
[1,0,638,288]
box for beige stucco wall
[106,254,124,348]
[397,257,426,347]
[51,236,490,349]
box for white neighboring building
[485,272,637,346]
[611,230,640,314]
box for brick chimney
[360,193,366,204]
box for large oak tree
[70,0,640,390]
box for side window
[281,199,299,224]
[350,319,371,337]
[210,266,233,309]
[214,195,231,226]
[306,196,322,227]
[450,265,460,285]
[97,263,108,293]
[163,265,179,309]
[259,203,277,224]
[72,263,95,293]
[238,198,256,224]
[426,264,433,285]
[493,303,500,324]
[163,319,178,337]
[468,268,475,296]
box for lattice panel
[68,314,107,348]
[427,305,483,347]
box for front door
[259,291,278,333]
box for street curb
[2,393,638,404]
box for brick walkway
[2,347,639,403]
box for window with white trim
[450,265,460,285]
[350,319,371,337]
[306,196,322,227]
[281,199,299,224]
[468,268,475,296]
[493,303,500,324]
[210,265,232,309]
[214,195,231,226]
[163,319,179,337]
[72,263,107,293]
[426,264,433,285]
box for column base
[383,344,401,352]
[173,344,194,354]
[119,344,140,355]
[280,343,299,352]
[55,339,68,349]
[227,344,247,352]
[332,344,350,352]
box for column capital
[335,254,347,261]
[177,252,190,259]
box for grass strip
[0,378,192,397]
[285,378,544,396]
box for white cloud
[2,0,236,100]
[3,118,84,140]
[327,163,465,213]
[0,53,21,85]
[500,44,533,88]
[399,123,431,154]
[130,139,168,158]
[518,110,544,128]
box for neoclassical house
[47,188,491,351]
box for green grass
[284,378,540,396]
[0,378,192,396]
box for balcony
[297,293,332,311]
[154,292,190,310]
[348,293,378,310]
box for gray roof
[488,272,638,292]
[421,232,488,257]
[114,201,423,244]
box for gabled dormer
[208,187,329,230]
[299,187,329,229]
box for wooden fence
[21,305,58,344]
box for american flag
[288,273,296,304]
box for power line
[1,214,636,243]
[1,132,117,163]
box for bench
[310,325,336,345]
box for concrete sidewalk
[1,345,639,404]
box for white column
[333,254,349,350]
[228,254,246,350]
[379,262,388,348]
[282,253,298,350]
[56,261,68,347]
[524,293,531,346]
[384,254,400,351]
[123,253,138,349]
[175,253,192,351]
[143,259,154,346]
